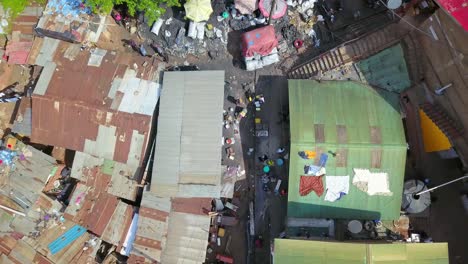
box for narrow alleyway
[253,74,289,264]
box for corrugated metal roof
[171,198,211,215]
[101,201,134,247]
[5,42,33,64]
[133,205,169,262]
[288,80,407,220]
[11,107,32,136]
[33,61,56,96]
[0,3,42,64]
[30,220,94,263]
[0,136,57,216]
[30,41,160,165]
[273,239,449,264]
[30,37,60,67]
[356,44,411,93]
[34,0,106,43]
[151,71,224,198]
[161,212,211,264]
[70,151,139,201]
[132,197,212,263]
[87,48,107,67]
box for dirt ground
[196,53,290,263]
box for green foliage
[0,0,29,18]
[0,0,46,33]
[87,0,181,25]
[86,0,114,15]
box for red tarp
[437,0,468,31]
[241,25,278,57]
[299,175,324,197]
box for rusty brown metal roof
[133,206,168,262]
[171,198,212,215]
[64,186,119,237]
[2,3,43,64]
[30,41,160,165]
[101,201,134,248]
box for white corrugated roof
[151,71,224,198]
[161,212,211,264]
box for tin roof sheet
[133,198,212,263]
[30,41,160,165]
[288,80,407,220]
[356,44,411,94]
[70,151,139,201]
[161,212,211,264]
[34,0,106,43]
[0,3,42,64]
[101,201,134,247]
[0,136,58,216]
[273,239,449,264]
[151,71,224,198]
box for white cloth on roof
[353,168,370,192]
[352,168,392,196]
[367,172,392,196]
[324,175,350,202]
[305,165,326,176]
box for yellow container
[6,137,17,150]
[218,228,225,237]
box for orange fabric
[305,150,316,159]
[299,175,324,197]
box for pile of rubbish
[150,16,229,58]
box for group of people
[258,147,289,196]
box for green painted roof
[357,44,411,93]
[273,239,449,264]
[288,80,407,220]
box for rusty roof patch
[31,97,151,165]
[171,198,212,215]
[139,207,169,222]
[101,201,134,246]
[134,236,162,250]
[30,41,160,165]
[84,192,119,236]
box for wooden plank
[336,149,348,167]
[370,126,382,144]
[314,124,325,143]
[371,148,382,168]
[336,125,347,144]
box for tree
[86,0,181,25]
[0,0,46,33]
[0,0,29,18]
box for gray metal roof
[151,71,224,198]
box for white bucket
[151,18,164,35]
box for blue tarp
[48,225,87,254]
[0,149,17,166]
[46,0,91,17]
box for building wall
[414,9,468,165]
